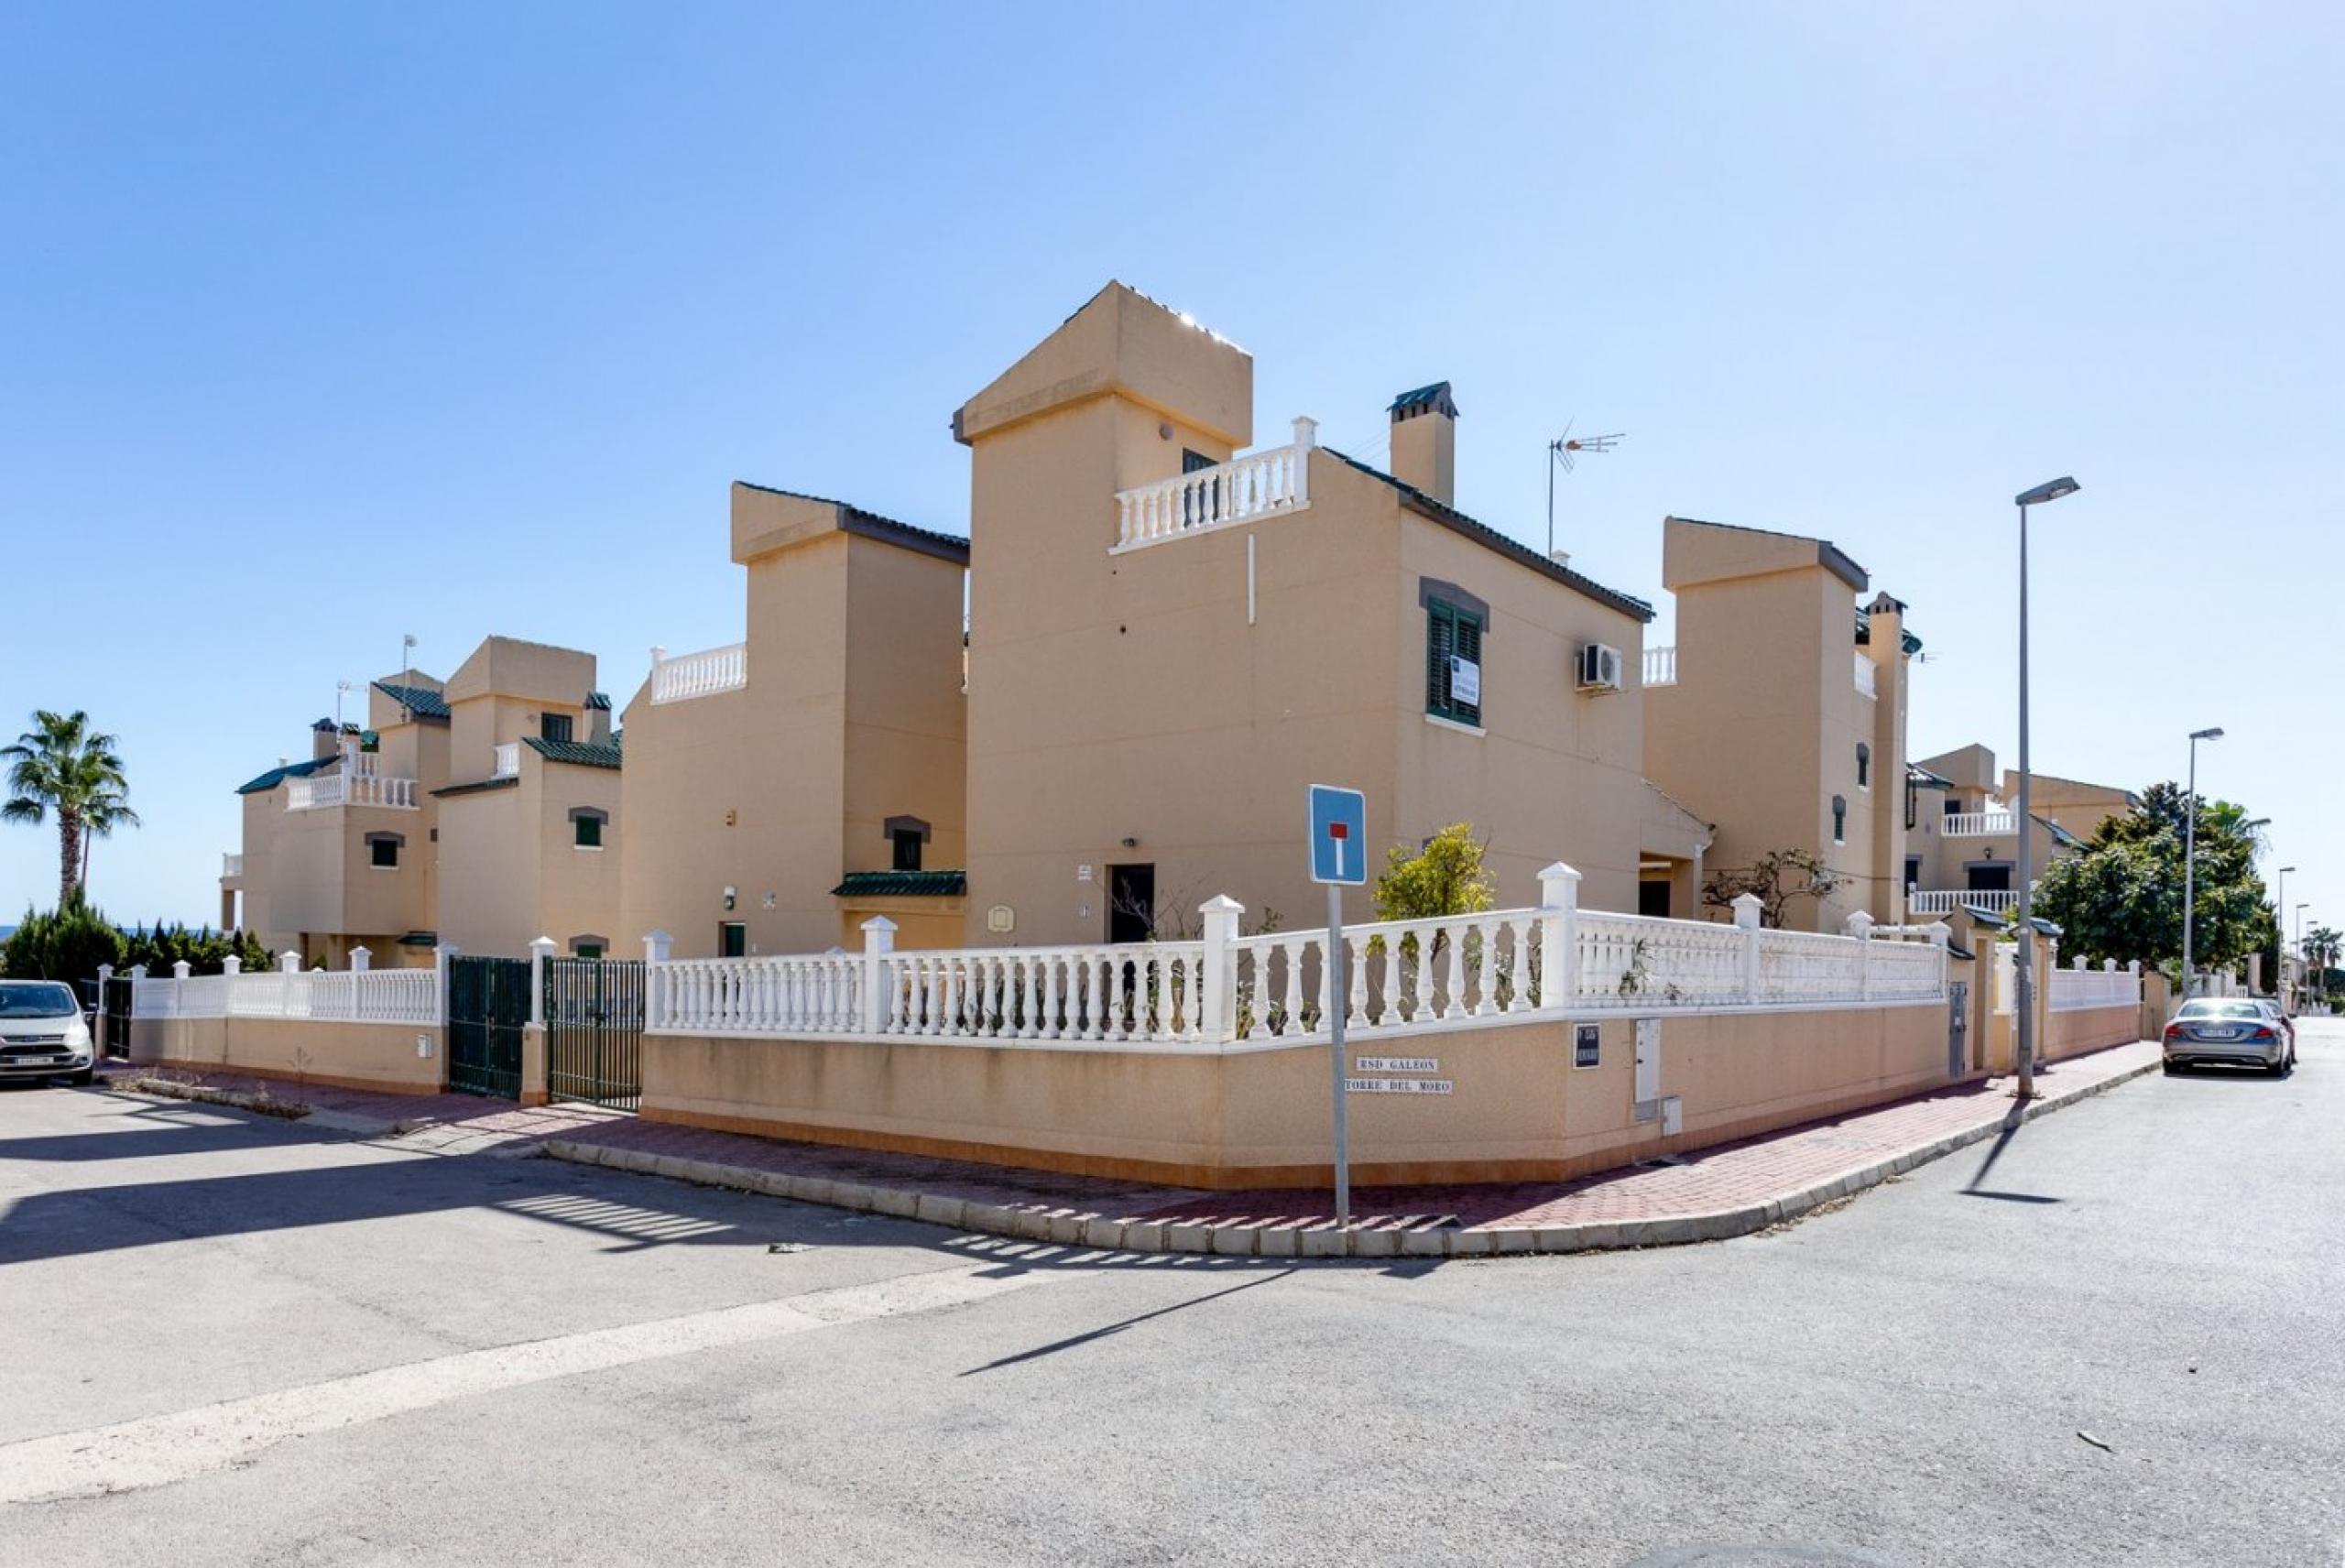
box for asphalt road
[3,1023,2340,1568]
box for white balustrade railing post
[169,960,191,1018]
[223,956,241,977]
[643,931,672,1029]
[1733,894,1764,1002]
[279,951,300,975]
[1845,911,1874,1001]
[1291,415,1316,506]
[859,918,897,1035]
[528,937,554,1028]
[1537,862,1581,1011]
[1197,896,1243,1044]
[349,945,370,974]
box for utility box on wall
[1632,1017,1661,1121]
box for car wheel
[67,1067,93,1087]
[2163,1060,2181,1074]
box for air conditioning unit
[1576,642,1624,692]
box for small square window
[891,829,923,872]
[541,713,573,744]
[575,815,603,848]
[370,838,399,869]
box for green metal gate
[543,957,643,1110]
[448,955,529,1099]
[100,975,134,1060]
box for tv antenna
[1546,421,1624,559]
[333,679,353,728]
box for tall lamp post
[2182,726,2224,999]
[2012,475,2079,1100]
[2276,866,2296,1005]
[2296,902,2311,1009]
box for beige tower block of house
[1642,516,1912,931]
[619,483,969,960]
[954,282,1685,946]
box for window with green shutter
[1425,599,1485,725]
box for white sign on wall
[1345,1077,1455,1095]
[1449,656,1481,706]
[1355,1056,1439,1073]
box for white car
[0,980,97,1086]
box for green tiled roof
[2035,814,2085,849]
[431,776,519,799]
[524,736,622,769]
[584,691,612,711]
[1907,765,1956,789]
[373,681,451,721]
[1855,606,1924,658]
[831,870,967,898]
[236,756,334,794]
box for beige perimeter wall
[642,1000,1952,1190]
[132,1016,448,1095]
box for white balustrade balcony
[1907,888,2018,917]
[1112,418,1315,553]
[1642,646,1677,687]
[286,771,418,811]
[650,641,747,704]
[1940,811,2016,837]
[1855,649,1878,698]
[222,853,244,879]
[492,742,520,779]
[2048,963,2142,1014]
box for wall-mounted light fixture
[722,886,737,911]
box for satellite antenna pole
[1546,425,1624,559]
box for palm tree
[3,711,139,908]
[2307,924,2343,1007]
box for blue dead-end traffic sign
[1308,784,1368,886]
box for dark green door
[544,957,643,1110]
[447,956,529,1098]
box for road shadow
[0,1089,1402,1281]
[1958,1102,2065,1205]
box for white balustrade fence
[223,852,244,877]
[1642,646,1678,688]
[492,742,520,779]
[2048,963,2141,1014]
[1855,649,1879,698]
[131,964,442,1025]
[650,641,748,704]
[1941,811,2016,837]
[1112,419,1315,552]
[645,867,1947,1050]
[1908,889,2018,916]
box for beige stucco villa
[1901,743,2131,920]
[224,636,623,965]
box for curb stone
[531,1051,2162,1261]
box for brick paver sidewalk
[103,1042,2161,1259]
[95,1062,621,1144]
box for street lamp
[2277,866,2296,1004]
[2012,475,2079,1100]
[2182,726,2224,999]
[2296,902,2311,1010]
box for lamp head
[2190,726,2225,741]
[2280,865,2298,874]
[2015,476,2080,507]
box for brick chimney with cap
[1388,382,1457,506]
[311,718,340,761]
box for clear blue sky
[4,3,2339,942]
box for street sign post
[1308,786,1368,1225]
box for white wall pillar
[1196,896,1243,1043]
[349,945,370,974]
[279,951,300,975]
[1733,893,1764,1002]
[1538,863,1581,1011]
[528,937,555,1029]
[642,931,672,1029]
[223,956,242,977]
[858,917,897,1035]
[1846,911,1874,1001]
[1291,415,1316,506]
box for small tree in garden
[1372,822,1496,923]
[1701,849,1842,929]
